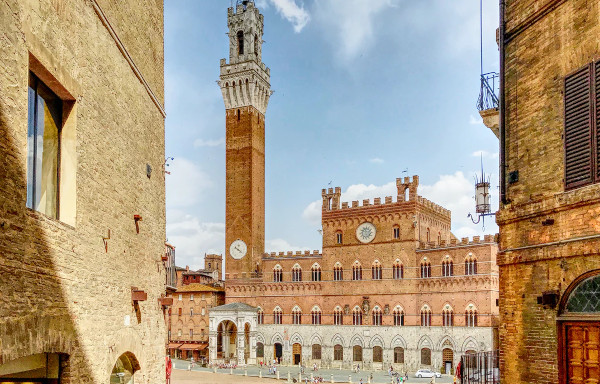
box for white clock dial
[356,222,376,243]
[229,239,247,259]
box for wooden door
[564,322,600,384]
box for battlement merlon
[416,234,499,250]
[322,187,342,211]
[262,250,323,259]
[396,175,419,202]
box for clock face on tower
[229,239,247,259]
[356,222,376,243]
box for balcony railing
[476,72,499,111]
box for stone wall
[0,0,166,383]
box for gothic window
[393,260,404,279]
[420,261,431,278]
[334,263,343,281]
[292,306,302,324]
[237,31,244,55]
[373,346,383,362]
[312,344,322,360]
[372,306,382,325]
[353,306,363,325]
[465,254,478,275]
[393,306,405,326]
[372,260,382,280]
[311,263,322,281]
[273,306,282,324]
[257,307,264,324]
[336,232,343,244]
[352,262,363,281]
[442,259,454,277]
[393,226,400,239]
[353,345,363,362]
[273,265,282,282]
[442,305,454,326]
[420,305,432,326]
[421,348,432,365]
[292,264,302,282]
[565,273,600,312]
[394,347,405,364]
[334,345,343,361]
[311,306,322,325]
[334,306,344,325]
[465,305,478,327]
[257,342,264,358]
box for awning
[179,343,208,351]
[167,343,183,349]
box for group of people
[208,361,237,369]
[303,376,324,383]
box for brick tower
[219,1,271,279]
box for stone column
[237,332,246,365]
[209,332,218,361]
[222,331,230,359]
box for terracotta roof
[176,283,224,293]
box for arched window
[353,345,363,361]
[273,306,282,324]
[353,306,363,325]
[442,258,454,277]
[254,33,259,55]
[442,305,454,326]
[372,306,382,325]
[393,225,400,239]
[333,262,344,281]
[394,347,405,363]
[312,344,322,360]
[336,231,343,244]
[311,306,322,325]
[292,264,302,282]
[334,345,343,361]
[465,253,478,275]
[373,346,383,362]
[257,342,264,358]
[292,306,302,324]
[420,305,432,326]
[421,348,432,365]
[237,30,244,55]
[393,260,404,279]
[420,260,431,278]
[393,306,405,326]
[257,307,264,324]
[426,228,430,243]
[372,260,382,280]
[352,262,363,281]
[273,264,282,282]
[465,304,478,327]
[311,263,322,281]
[334,306,344,325]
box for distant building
[165,243,177,293]
[0,0,167,382]
[208,1,499,374]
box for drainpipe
[499,0,507,204]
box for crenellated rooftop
[416,234,498,251]
[262,250,322,259]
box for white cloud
[301,172,498,237]
[469,115,483,125]
[314,0,398,60]
[369,157,384,164]
[267,0,310,33]
[265,238,312,253]
[166,214,225,270]
[193,137,225,148]
[472,150,498,160]
[166,158,213,209]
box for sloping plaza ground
[170,359,455,383]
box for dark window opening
[237,31,244,55]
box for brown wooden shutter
[565,64,593,189]
[595,61,600,181]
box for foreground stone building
[495,1,600,383]
[0,1,167,383]
[208,1,499,374]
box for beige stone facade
[0,0,167,383]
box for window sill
[26,207,75,231]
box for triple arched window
[334,306,344,325]
[352,306,363,325]
[465,254,478,275]
[273,265,282,282]
[393,260,404,279]
[257,307,264,324]
[442,259,454,277]
[292,264,302,282]
[311,306,322,325]
[372,260,382,280]
[442,305,454,326]
[292,306,302,324]
[333,263,343,281]
[393,306,405,326]
[352,262,363,281]
[420,305,432,326]
[311,263,322,281]
[421,261,432,278]
[273,306,282,324]
[465,305,478,327]
[372,306,382,325]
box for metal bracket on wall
[102,229,111,253]
[134,215,142,234]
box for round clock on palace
[356,222,376,243]
[229,239,247,259]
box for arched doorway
[443,348,454,373]
[217,320,237,362]
[353,345,363,362]
[110,352,140,384]
[274,342,283,363]
[558,270,600,383]
[292,343,302,365]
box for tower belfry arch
[218,1,272,279]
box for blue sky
[165,0,500,270]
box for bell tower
[219,1,271,279]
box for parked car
[415,369,442,378]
